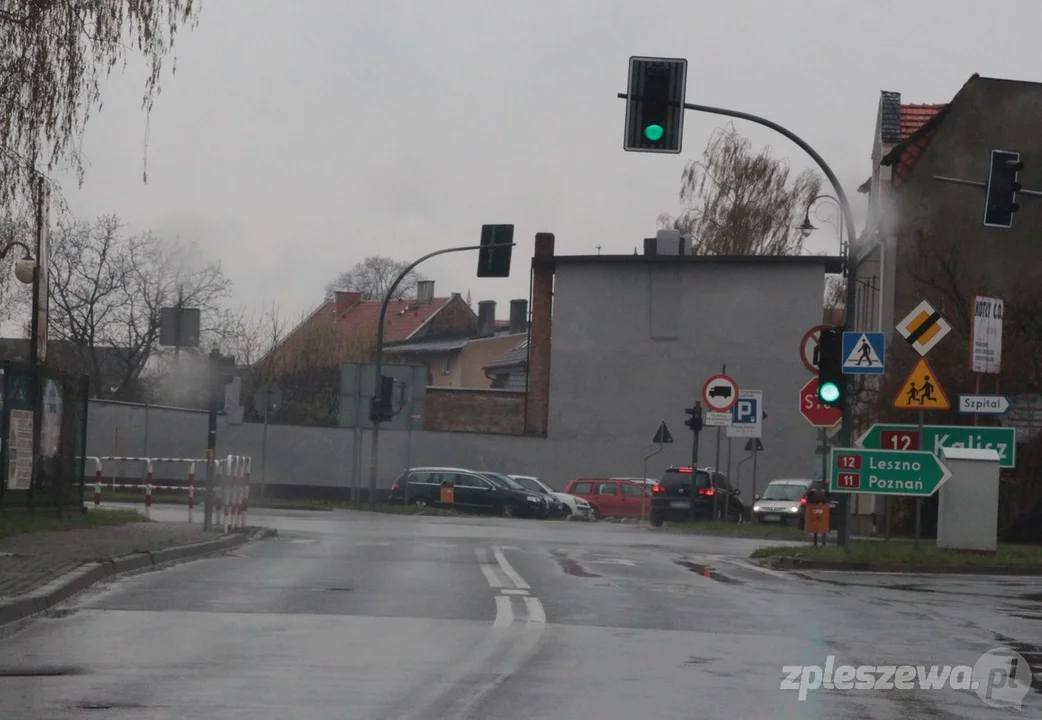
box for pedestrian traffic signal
[623,57,687,154]
[816,328,844,407]
[477,224,514,278]
[983,150,1023,228]
[208,349,236,411]
[684,405,703,432]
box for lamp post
[799,194,844,255]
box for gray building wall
[86,255,833,499]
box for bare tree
[325,256,426,301]
[45,214,230,400]
[0,1,201,206]
[658,124,822,255]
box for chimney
[416,280,435,304]
[477,300,496,336]
[509,299,527,334]
[644,229,691,256]
[334,291,361,317]
[525,233,554,437]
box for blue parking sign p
[734,398,757,424]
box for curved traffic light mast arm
[367,243,517,506]
[618,92,859,545]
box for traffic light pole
[367,243,516,507]
[689,401,702,523]
[617,93,860,546]
[204,349,220,531]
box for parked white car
[509,475,595,520]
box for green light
[644,124,664,142]
[818,382,840,404]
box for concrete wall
[87,255,830,500]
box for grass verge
[663,520,810,540]
[101,493,461,516]
[751,542,1042,566]
[0,509,145,539]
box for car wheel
[650,513,664,527]
[501,504,514,518]
[561,505,572,517]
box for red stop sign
[799,378,844,427]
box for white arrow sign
[958,394,1012,415]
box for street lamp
[0,240,36,285]
[800,194,844,254]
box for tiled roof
[331,297,452,343]
[484,339,529,371]
[899,104,947,139]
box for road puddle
[674,559,744,584]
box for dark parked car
[388,467,546,518]
[649,466,744,526]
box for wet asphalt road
[1,506,1041,719]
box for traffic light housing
[983,150,1023,228]
[208,349,236,411]
[816,328,844,407]
[624,56,687,154]
[684,405,703,432]
[369,375,396,423]
[477,224,513,278]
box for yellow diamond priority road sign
[897,300,951,356]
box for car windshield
[660,469,710,488]
[761,484,807,501]
[512,477,546,494]
[484,473,526,491]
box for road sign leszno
[856,423,1017,469]
[799,378,843,427]
[703,374,739,412]
[897,300,952,356]
[830,448,952,496]
[893,357,950,411]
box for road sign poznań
[830,448,952,496]
[856,423,1016,469]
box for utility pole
[684,401,704,523]
[204,348,235,531]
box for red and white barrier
[93,455,250,530]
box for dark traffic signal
[684,404,703,432]
[816,328,844,407]
[208,348,236,411]
[477,224,514,278]
[624,57,687,154]
[983,150,1023,228]
[369,375,396,423]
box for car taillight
[800,497,807,504]
[652,484,665,493]
[698,488,715,496]
[391,481,400,491]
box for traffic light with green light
[624,56,687,154]
[816,328,844,407]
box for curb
[250,504,333,512]
[759,556,1042,575]
[0,527,278,628]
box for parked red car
[563,477,652,519]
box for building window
[442,356,452,374]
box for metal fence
[0,361,90,511]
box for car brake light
[652,484,665,493]
[677,468,693,474]
[800,497,807,504]
[698,488,715,496]
[391,481,400,491]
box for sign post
[830,448,952,497]
[856,423,1016,469]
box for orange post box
[440,480,455,504]
[804,503,830,535]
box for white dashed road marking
[478,546,545,628]
[492,547,530,590]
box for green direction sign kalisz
[856,424,1016,469]
[830,448,952,497]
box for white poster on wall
[6,409,34,490]
[971,296,1003,374]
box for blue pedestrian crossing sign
[842,332,885,374]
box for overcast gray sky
[55,0,1042,323]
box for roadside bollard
[222,457,232,535]
[144,461,154,519]
[188,462,196,524]
[242,457,251,528]
[94,460,102,507]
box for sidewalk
[0,519,273,626]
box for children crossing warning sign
[893,357,950,411]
